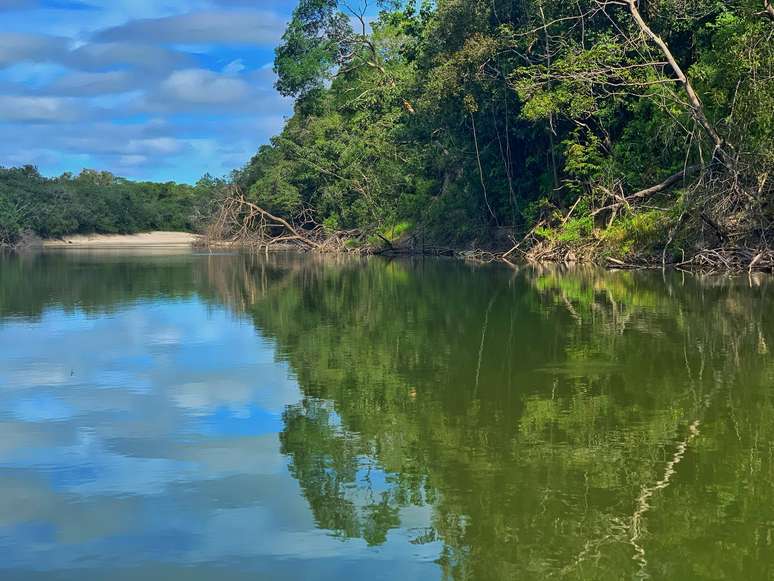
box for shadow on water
[0,251,772,580]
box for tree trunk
[624,0,727,159]
[471,113,498,223]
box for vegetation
[218,0,773,268]
[0,166,223,247]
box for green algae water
[0,250,772,580]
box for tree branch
[591,165,701,217]
[234,190,322,250]
[628,164,701,200]
[623,0,727,157]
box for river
[0,250,772,580]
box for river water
[0,250,772,580]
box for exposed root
[457,248,501,263]
[495,140,773,272]
[504,240,774,273]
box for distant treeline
[0,166,223,246]
[223,0,773,263]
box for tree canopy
[229,0,773,261]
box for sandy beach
[43,231,202,248]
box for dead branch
[208,187,325,251]
[676,247,774,272]
[207,187,384,255]
[237,196,322,250]
[591,164,701,217]
[629,164,701,200]
[622,0,729,161]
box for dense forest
[216,0,773,268]
[0,166,222,247]
[3,0,772,267]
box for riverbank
[43,232,202,248]
[199,231,774,274]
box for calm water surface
[0,250,772,580]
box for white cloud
[0,3,295,180]
[222,58,245,76]
[126,137,185,155]
[118,154,148,166]
[138,137,181,154]
[0,95,80,121]
[0,33,190,74]
[46,70,134,95]
[0,32,69,67]
[160,68,250,105]
[95,10,287,46]
[65,41,191,73]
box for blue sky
[0,0,300,183]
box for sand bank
[43,231,201,248]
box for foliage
[231,0,773,255]
[602,209,671,257]
[0,166,224,245]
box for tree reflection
[216,256,774,580]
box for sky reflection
[0,295,438,578]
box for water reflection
[0,251,772,580]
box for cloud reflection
[0,293,435,576]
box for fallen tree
[206,187,360,253]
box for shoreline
[6,232,768,274]
[201,238,774,274]
[42,232,202,248]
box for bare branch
[623,0,727,159]
[628,164,702,200]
